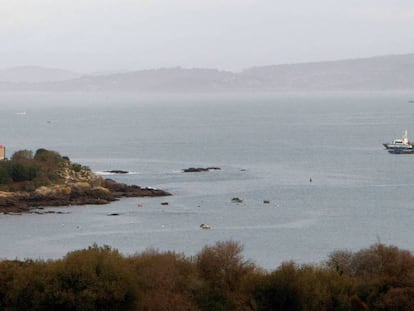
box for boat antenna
[403,130,409,144]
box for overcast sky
[1,0,414,73]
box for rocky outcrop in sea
[0,154,170,214]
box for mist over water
[0,92,413,269]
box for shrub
[195,241,257,310]
[34,149,48,160]
[128,250,198,310]
[326,244,414,309]
[10,163,38,182]
[34,149,63,166]
[72,163,82,172]
[11,150,33,161]
[1,240,414,310]
[40,245,137,311]
[326,244,414,281]
[0,165,12,184]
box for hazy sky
[1,0,414,73]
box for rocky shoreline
[0,178,170,214]
[0,149,172,214]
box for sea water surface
[0,92,414,269]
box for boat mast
[403,130,409,144]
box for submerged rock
[231,197,243,203]
[108,213,120,216]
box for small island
[0,149,170,214]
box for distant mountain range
[1,54,414,92]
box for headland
[0,149,170,214]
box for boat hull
[383,144,414,154]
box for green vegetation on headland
[0,241,412,310]
[0,149,170,213]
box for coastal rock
[0,149,171,214]
[104,170,129,174]
[103,179,170,197]
[231,197,243,203]
[0,179,171,213]
[183,167,221,173]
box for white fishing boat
[383,130,414,154]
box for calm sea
[0,91,413,269]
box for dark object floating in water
[263,200,270,204]
[309,178,312,183]
[231,197,243,203]
[108,213,120,216]
[104,170,129,174]
[161,202,169,206]
[200,223,211,229]
[183,167,221,173]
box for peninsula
[0,149,170,213]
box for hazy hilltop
[238,53,414,91]
[0,66,82,83]
[55,67,236,92]
[1,54,414,92]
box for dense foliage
[0,149,86,191]
[0,242,413,310]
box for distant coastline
[1,53,414,92]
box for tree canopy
[0,241,413,310]
[0,149,87,192]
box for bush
[128,250,198,310]
[0,165,12,184]
[326,243,414,281]
[2,241,414,310]
[0,148,76,188]
[326,244,414,309]
[195,241,257,310]
[72,163,82,172]
[49,245,137,311]
[34,149,63,166]
[10,163,38,182]
[11,150,33,161]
